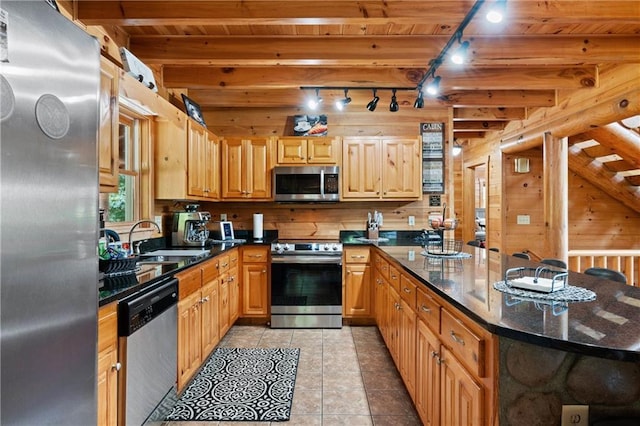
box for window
[100,104,152,232]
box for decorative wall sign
[182,94,206,128]
[293,114,327,136]
[421,122,445,194]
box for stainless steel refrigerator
[1,2,99,424]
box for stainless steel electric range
[270,240,343,328]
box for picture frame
[292,114,327,136]
[220,221,234,241]
[181,94,206,128]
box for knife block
[367,228,379,240]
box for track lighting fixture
[366,89,379,111]
[389,89,399,112]
[486,0,507,24]
[453,141,463,156]
[451,40,470,65]
[413,89,424,109]
[335,89,351,111]
[425,76,441,96]
[307,88,323,110]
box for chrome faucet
[128,220,161,255]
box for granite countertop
[99,231,277,306]
[377,245,640,362]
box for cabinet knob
[403,287,411,294]
[262,269,266,273]
[112,362,122,372]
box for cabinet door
[221,138,245,198]
[387,285,401,366]
[399,298,417,400]
[200,279,220,360]
[440,347,483,426]
[98,57,119,191]
[97,348,118,426]
[381,138,422,199]
[204,134,220,199]
[344,263,371,317]
[342,138,381,198]
[229,267,240,323]
[277,137,307,164]
[187,121,206,197]
[177,292,202,391]
[416,319,441,426]
[373,269,388,343]
[308,137,339,164]
[242,263,269,316]
[245,138,272,199]
[219,276,231,338]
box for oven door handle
[271,255,342,265]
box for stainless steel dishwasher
[119,276,178,426]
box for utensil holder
[367,228,379,240]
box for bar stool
[584,267,627,284]
[512,252,530,260]
[540,258,567,269]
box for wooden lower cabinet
[440,347,483,426]
[177,290,202,391]
[386,285,401,365]
[373,267,388,342]
[229,265,240,324]
[416,319,441,426]
[97,303,119,426]
[398,297,417,400]
[343,247,372,318]
[242,246,269,317]
[200,278,220,359]
[219,274,231,338]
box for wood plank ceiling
[74,0,640,205]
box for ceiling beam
[129,35,640,66]
[453,121,507,131]
[568,149,640,214]
[453,108,527,121]
[583,123,640,169]
[162,65,597,90]
[76,1,640,26]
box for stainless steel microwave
[273,166,340,202]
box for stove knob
[284,244,291,251]
[332,243,339,251]
[274,243,282,251]
[324,243,330,251]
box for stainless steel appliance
[171,204,211,246]
[119,277,178,425]
[273,165,340,202]
[0,3,99,424]
[271,240,343,328]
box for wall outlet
[516,214,530,225]
[408,216,415,226]
[154,215,163,233]
[220,213,227,221]
[561,405,588,426]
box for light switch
[517,215,530,225]
[408,216,415,226]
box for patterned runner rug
[166,347,300,422]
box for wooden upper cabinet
[382,138,422,199]
[342,137,381,198]
[342,136,421,200]
[98,56,119,192]
[187,121,220,200]
[155,114,220,201]
[276,137,340,165]
[221,137,273,200]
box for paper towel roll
[253,213,263,240]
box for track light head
[486,0,507,24]
[366,89,379,111]
[307,88,323,110]
[425,76,441,96]
[335,88,352,111]
[413,90,424,109]
[389,89,399,112]
[451,40,470,65]
[453,141,463,156]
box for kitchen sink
[136,255,189,264]
[137,249,211,266]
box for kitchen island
[371,244,640,425]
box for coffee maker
[171,205,211,247]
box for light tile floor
[162,325,421,425]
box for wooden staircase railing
[524,249,639,287]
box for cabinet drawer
[201,257,220,282]
[373,253,390,280]
[441,308,485,377]
[217,254,231,274]
[98,303,117,353]
[388,265,400,293]
[176,267,202,299]
[242,246,269,263]
[399,274,417,310]
[345,247,370,263]
[416,288,441,333]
